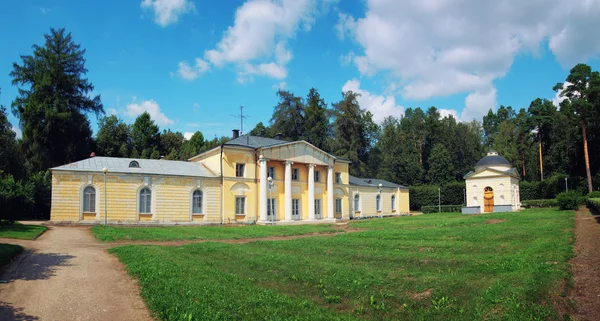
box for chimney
[275,133,283,140]
[90,152,96,157]
[232,129,240,139]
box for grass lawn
[0,243,23,267]
[92,224,339,242]
[111,209,574,320]
[0,223,47,240]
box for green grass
[0,223,47,240]
[111,209,575,320]
[0,243,23,266]
[92,224,339,242]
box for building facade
[50,135,410,224]
[462,151,521,214]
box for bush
[421,205,463,214]
[587,198,600,215]
[520,174,590,201]
[0,174,34,222]
[555,191,581,211]
[521,199,557,208]
[586,191,600,199]
[410,182,466,211]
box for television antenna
[230,106,249,135]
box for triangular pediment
[464,167,519,180]
[258,141,335,166]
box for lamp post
[102,167,108,226]
[438,187,441,213]
[565,177,568,192]
[268,176,274,226]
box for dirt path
[0,226,152,321]
[567,207,600,321]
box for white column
[307,164,315,220]
[259,156,268,222]
[284,161,293,221]
[327,165,334,219]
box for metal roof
[224,135,288,149]
[475,155,511,167]
[349,175,408,189]
[50,157,218,178]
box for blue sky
[1,0,600,140]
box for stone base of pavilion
[255,218,343,225]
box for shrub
[409,182,466,211]
[587,191,600,199]
[587,198,600,215]
[555,191,581,211]
[421,205,462,214]
[521,199,557,208]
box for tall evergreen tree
[303,88,330,151]
[131,112,160,158]
[10,28,103,171]
[528,98,556,180]
[96,115,131,157]
[428,143,455,185]
[270,90,305,141]
[0,99,24,179]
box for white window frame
[292,198,300,217]
[267,198,276,218]
[314,171,320,182]
[391,195,396,211]
[292,168,299,181]
[376,195,381,212]
[192,189,203,214]
[354,194,360,212]
[82,185,96,213]
[235,196,246,215]
[235,163,245,178]
[314,199,321,217]
[139,187,152,214]
[268,166,275,180]
[335,198,342,214]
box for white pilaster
[259,156,268,222]
[284,161,293,221]
[327,165,334,219]
[307,164,315,220]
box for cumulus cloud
[124,98,175,126]
[342,79,404,123]
[177,58,210,80]
[11,126,22,139]
[552,82,571,108]
[339,0,600,120]
[141,0,195,27]
[183,0,328,82]
[184,132,194,140]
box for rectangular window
[335,198,342,214]
[335,172,341,184]
[292,168,299,181]
[235,196,246,214]
[292,199,300,217]
[268,166,275,180]
[391,195,396,211]
[236,164,245,177]
[314,171,320,182]
[267,198,276,217]
[314,199,321,216]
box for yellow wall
[51,172,221,223]
[350,187,410,217]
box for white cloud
[552,81,571,107]
[176,58,210,80]
[273,82,287,90]
[438,109,460,120]
[334,12,355,40]
[141,0,195,27]
[184,0,328,82]
[462,88,498,122]
[40,8,51,15]
[106,108,118,115]
[339,0,600,121]
[184,132,194,140]
[11,126,22,139]
[342,79,404,123]
[124,98,175,126]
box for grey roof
[50,157,217,178]
[475,154,511,167]
[224,135,288,149]
[349,175,408,189]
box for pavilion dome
[475,151,511,170]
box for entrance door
[484,187,494,213]
[292,199,301,220]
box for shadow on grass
[2,250,74,282]
[0,303,40,321]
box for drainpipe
[220,144,224,225]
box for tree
[179,131,205,160]
[131,112,160,159]
[528,98,556,180]
[303,88,330,151]
[10,28,103,171]
[0,91,25,179]
[159,129,184,157]
[332,91,378,177]
[428,143,455,185]
[249,122,272,137]
[554,63,600,193]
[96,115,131,157]
[270,90,305,141]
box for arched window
[376,195,381,211]
[83,186,96,213]
[192,190,203,214]
[139,188,152,213]
[129,160,140,168]
[391,195,396,211]
[354,194,360,212]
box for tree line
[2,28,599,220]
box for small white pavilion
[462,151,521,214]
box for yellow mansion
[50,134,410,224]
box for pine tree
[131,112,160,159]
[303,88,330,151]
